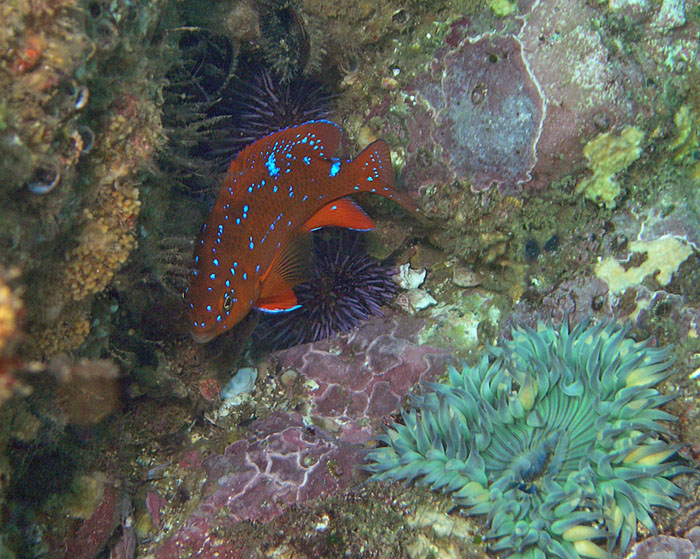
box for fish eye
[223,291,234,311]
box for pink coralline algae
[154,316,451,558]
[156,412,366,559]
[274,315,452,443]
[401,33,544,193]
[387,0,689,195]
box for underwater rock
[150,316,452,558]
[372,0,698,200]
[625,530,700,559]
[400,33,544,194]
[154,411,365,558]
[274,315,452,443]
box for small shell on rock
[221,367,258,400]
[453,265,482,288]
[396,289,437,314]
[393,263,426,290]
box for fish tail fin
[355,140,396,187]
[354,140,429,224]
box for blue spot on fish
[266,153,280,177]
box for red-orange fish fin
[256,289,300,313]
[257,232,312,309]
[301,197,375,232]
[351,140,429,224]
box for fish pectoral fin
[301,197,375,232]
[259,232,313,302]
[255,289,301,313]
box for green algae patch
[595,236,693,294]
[576,126,645,209]
[488,0,517,17]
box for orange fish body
[185,120,421,343]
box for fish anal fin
[258,232,312,306]
[256,289,301,313]
[301,197,375,232]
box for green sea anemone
[366,320,688,559]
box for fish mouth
[190,329,216,344]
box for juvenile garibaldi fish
[185,120,423,343]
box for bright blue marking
[302,195,308,202]
[225,280,230,287]
[248,186,253,193]
[234,262,238,267]
[249,237,254,250]
[213,259,219,266]
[255,264,260,273]
[266,153,280,177]
[206,305,212,312]
[209,273,216,280]
[257,304,302,314]
[301,137,308,143]
[216,238,221,244]
[201,321,206,327]
[194,321,198,327]
[225,215,229,220]
[354,186,360,190]
[216,315,221,322]
[367,176,374,182]
[190,303,194,309]
[194,256,199,263]
[261,179,265,186]
[193,270,198,277]
[230,267,235,275]
[273,185,278,193]
[243,205,249,212]
[207,287,212,292]
[243,273,247,280]
[236,218,241,225]
[270,223,275,230]
[329,160,341,177]
[304,156,311,165]
[218,224,223,233]
[331,205,337,210]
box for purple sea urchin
[366,320,689,559]
[207,62,333,166]
[257,230,397,350]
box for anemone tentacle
[366,320,689,559]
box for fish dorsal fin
[256,232,312,311]
[301,197,375,232]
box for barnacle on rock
[366,320,688,559]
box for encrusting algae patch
[576,126,645,209]
[595,236,693,294]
